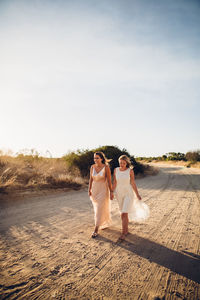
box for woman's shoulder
[104,164,110,170]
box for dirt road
[0,164,200,300]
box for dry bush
[136,163,159,178]
[0,155,85,193]
[185,150,200,162]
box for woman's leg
[124,213,129,235]
[92,225,99,238]
[120,213,128,239]
[94,225,99,233]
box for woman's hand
[110,191,114,200]
[137,194,142,200]
[88,190,92,196]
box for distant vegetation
[137,150,200,166]
[0,146,155,194]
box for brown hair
[94,152,109,164]
[118,155,132,168]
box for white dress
[115,167,150,222]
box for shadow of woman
[97,228,200,284]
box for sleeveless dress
[115,167,150,222]
[90,166,111,228]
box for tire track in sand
[0,165,199,299]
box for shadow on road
[98,228,200,284]
[140,169,200,191]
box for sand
[0,164,199,299]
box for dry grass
[0,155,86,194]
[191,161,200,168]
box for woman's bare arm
[88,165,93,196]
[112,168,117,191]
[130,169,141,200]
[105,165,114,199]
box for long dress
[115,167,150,222]
[90,166,111,228]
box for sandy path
[0,164,199,300]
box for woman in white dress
[88,152,114,238]
[113,155,149,240]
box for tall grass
[0,154,85,193]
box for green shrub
[63,145,145,177]
[63,150,94,177]
[166,152,186,161]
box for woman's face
[119,159,127,170]
[94,154,102,165]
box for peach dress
[90,166,111,228]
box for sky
[0,0,200,157]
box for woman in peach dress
[88,152,113,238]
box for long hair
[94,151,110,165]
[118,155,132,168]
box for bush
[63,145,145,177]
[185,150,200,162]
[166,152,186,161]
[63,150,94,177]
[162,155,167,160]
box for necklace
[94,164,104,173]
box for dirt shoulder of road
[145,160,200,169]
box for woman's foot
[91,232,98,238]
[119,234,126,240]
[119,231,129,240]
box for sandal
[119,234,126,240]
[91,232,98,238]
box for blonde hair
[118,155,132,168]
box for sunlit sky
[1,0,200,157]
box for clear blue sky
[1,0,200,157]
